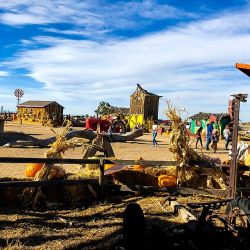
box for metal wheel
[113,120,126,134]
[123,203,145,249]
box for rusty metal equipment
[229,93,248,198]
[122,198,250,249]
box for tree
[95,101,111,117]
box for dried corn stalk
[21,121,79,208]
[165,101,227,189]
[35,121,77,180]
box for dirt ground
[0,122,237,249]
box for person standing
[107,125,113,142]
[206,121,214,150]
[152,121,158,147]
[223,125,231,150]
[195,126,203,149]
[211,130,219,153]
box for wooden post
[228,94,247,198]
[99,158,105,197]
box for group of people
[195,121,232,153]
[107,119,232,151]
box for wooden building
[189,112,231,137]
[17,101,64,126]
[130,84,161,120]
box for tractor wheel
[113,120,126,134]
[123,203,145,249]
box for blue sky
[0,0,250,120]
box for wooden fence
[0,157,249,197]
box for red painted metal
[85,117,110,132]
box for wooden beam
[0,178,98,187]
[0,157,100,164]
[170,200,197,222]
[1,157,248,171]
[235,63,250,77]
[117,185,228,197]
[111,160,180,166]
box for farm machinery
[85,115,127,134]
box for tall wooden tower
[130,84,161,120]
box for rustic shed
[130,84,161,120]
[17,101,64,126]
[189,112,231,137]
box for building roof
[189,112,229,120]
[17,101,64,108]
[132,84,162,97]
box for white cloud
[0,71,9,77]
[41,27,110,37]
[3,4,250,120]
[0,0,193,31]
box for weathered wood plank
[0,157,100,164]
[0,178,98,187]
[117,185,228,197]
[110,160,179,166]
[170,200,197,222]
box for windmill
[14,89,24,105]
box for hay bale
[112,170,158,186]
[84,156,100,170]
[144,166,177,177]
[63,174,98,204]
[0,178,25,207]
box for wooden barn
[130,84,161,121]
[189,112,231,137]
[17,101,64,126]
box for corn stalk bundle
[21,121,79,208]
[165,101,227,189]
[34,121,76,180]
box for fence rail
[0,179,98,187]
[0,157,249,191]
[0,157,100,164]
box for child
[107,125,113,142]
[211,130,219,153]
[152,121,158,147]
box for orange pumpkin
[158,175,177,187]
[25,163,43,177]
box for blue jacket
[207,124,214,135]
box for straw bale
[112,169,158,186]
